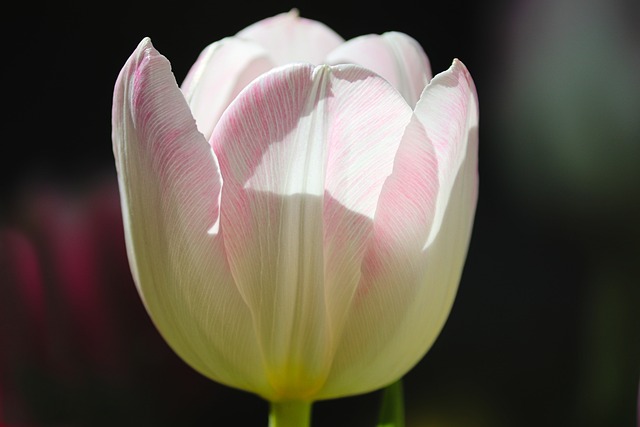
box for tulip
[112,10,478,425]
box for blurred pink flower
[0,178,219,425]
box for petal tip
[139,36,153,48]
[133,37,156,60]
[288,8,300,18]
[450,58,467,76]
[450,59,474,86]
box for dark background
[2,0,639,426]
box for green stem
[377,378,405,427]
[269,400,312,427]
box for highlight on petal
[112,38,269,396]
[180,37,274,141]
[326,32,432,107]
[236,9,345,66]
[211,63,414,400]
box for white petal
[236,9,345,66]
[211,63,413,399]
[112,38,270,396]
[326,32,432,107]
[181,37,274,141]
[416,59,479,249]
[319,60,478,399]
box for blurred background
[2,0,639,425]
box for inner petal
[211,63,414,400]
[213,64,331,399]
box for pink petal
[112,38,268,395]
[415,59,479,248]
[212,63,413,399]
[368,115,439,271]
[320,60,479,398]
[181,37,274,141]
[410,59,479,351]
[326,32,432,107]
[321,64,416,353]
[318,115,439,398]
[236,9,345,66]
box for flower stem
[269,400,312,427]
[377,378,405,427]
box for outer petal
[417,59,479,249]
[181,37,274,141]
[112,38,268,395]
[319,60,478,399]
[236,9,345,66]
[326,32,432,107]
[211,63,413,400]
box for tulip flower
[112,10,478,426]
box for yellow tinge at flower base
[112,9,478,423]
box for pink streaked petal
[180,37,274,141]
[321,65,416,356]
[212,63,412,399]
[323,64,414,219]
[330,110,478,398]
[404,59,478,357]
[368,115,439,264]
[414,59,479,248]
[326,32,432,107]
[236,9,344,66]
[112,38,268,396]
[318,116,440,398]
[213,64,331,399]
[319,62,478,399]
